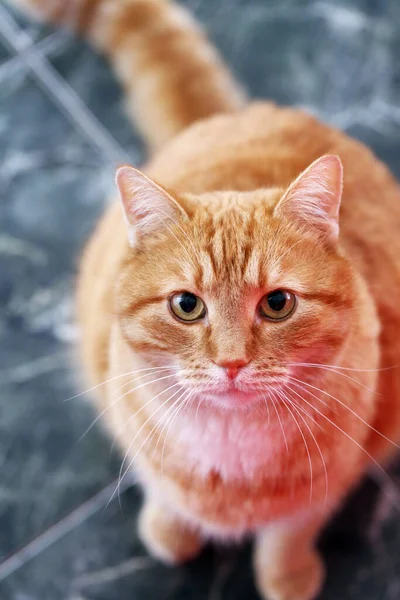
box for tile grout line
[0,5,129,164]
[0,31,71,83]
[0,6,134,582]
[0,478,134,581]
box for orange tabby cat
[12,1,400,599]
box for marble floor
[0,0,400,599]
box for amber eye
[258,290,296,321]
[169,292,206,322]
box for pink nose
[215,359,249,379]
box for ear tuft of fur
[275,155,343,242]
[116,165,186,246]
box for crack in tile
[0,478,134,582]
[0,30,72,83]
[0,352,68,385]
[0,5,129,165]
[73,556,154,589]
[0,233,47,264]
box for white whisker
[285,395,324,430]
[63,366,178,403]
[153,389,191,459]
[284,385,329,507]
[275,388,313,503]
[195,392,205,422]
[289,361,398,373]
[288,378,340,419]
[160,391,194,472]
[78,373,178,442]
[110,380,182,451]
[270,390,289,453]
[258,391,271,427]
[288,363,379,394]
[286,380,396,492]
[109,385,184,506]
[109,393,158,455]
[288,375,400,450]
[117,384,183,479]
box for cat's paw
[255,550,324,600]
[138,501,203,565]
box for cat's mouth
[189,379,286,409]
[194,389,257,410]
[178,369,289,409]
[187,376,286,393]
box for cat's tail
[10,0,246,148]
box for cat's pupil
[267,290,287,312]
[179,292,198,313]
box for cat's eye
[258,290,296,321]
[169,292,206,322]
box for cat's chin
[199,389,260,410]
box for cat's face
[115,156,355,409]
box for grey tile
[0,0,53,43]
[0,1,144,159]
[0,486,142,600]
[0,71,121,558]
[0,4,129,165]
[186,0,400,178]
[0,38,11,65]
[0,484,237,600]
[0,357,123,559]
[1,475,400,600]
[0,70,115,254]
[48,34,144,161]
[0,0,139,160]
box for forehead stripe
[300,290,347,307]
[119,295,166,317]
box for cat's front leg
[253,512,326,600]
[138,498,204,565]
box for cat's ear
[115,165,187,247]
[274,155,343,243]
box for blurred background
[0,0,400,599]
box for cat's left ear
[115,165,188,247]
[274,155,343,243]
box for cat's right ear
[115,165,187,247]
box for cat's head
[114,155,356,409]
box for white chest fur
[169,404,295,481]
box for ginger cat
[12,0,400,599]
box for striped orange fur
[12,1,400,599]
